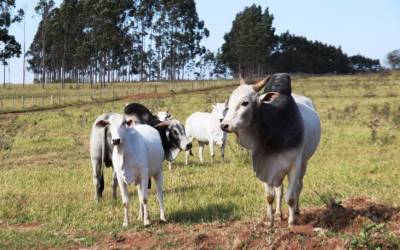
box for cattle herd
[89,73,321,228]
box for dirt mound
[98,198,400,249]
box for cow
[185,102,228,165]
[125,103,191,170]
[90,113,118,201]
[95,113,165,227]
[220,73,321,227]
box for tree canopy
[0,0,24,65]
[27,0,210,85]
[219,5,381,76]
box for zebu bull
[221,73,321,227]
[95,113,165,227]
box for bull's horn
[154,120,170,128]
[252,75,271,92]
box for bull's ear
[259,92,280,104]
[96,119,109,127]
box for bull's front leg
[264,182,275,227]
[274,185,283,221]
[208,141,215,163]
[220,142,226,162]
[112,168,118,199]
[286,160,302,227]
[116,174,130,227]
[198,142,205,163]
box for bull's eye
[241,101,249,107]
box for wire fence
[0,80,236,114]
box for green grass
[0,80,233,112]
[0,72,400,248]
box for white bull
[185,103,228,165]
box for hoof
[144,220,151,227]
[123,222,128,228]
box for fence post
[32,96,34,107]
[12,96,15,110]
[42,95,44,108]
[0,99,3,110]
[51,95,54,105]
[22,97,24,110]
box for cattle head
[96,113,134,146]
[155,119,192,152]
[157,110,172,121]
[211,102,228,122]
[221,75,273,133]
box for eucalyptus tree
[34,0,55,88]
[0,0,24,87]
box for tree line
[219,4,383,77]
[27,0,211,88]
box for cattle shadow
[298,198,400,232]
[169,202,237,224]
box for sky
[2,0,400,84]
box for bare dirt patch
[93,198,400,249]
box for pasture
[1,72,400,249]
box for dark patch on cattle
[263,73,292,95]
[254,73,304,153]
[124,103,169,153]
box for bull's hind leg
[140,176,150,226]
[264,183,275,227]
[295,161,308,215]
[91,159,104,202]
[286,159,302,227]
[155,171,166,222]
[275,185,283,221]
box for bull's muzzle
[220,123,231,132]
[112,139,121,145]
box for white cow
[221,73,321,227]
[185,103,228,165]
[95,113,165,227]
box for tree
[349,55,381,73]
[34,0,55,88]
[220,4,275,77]
[0,0,24,87]
[387,50,400,70]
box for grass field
[1,72,400,249]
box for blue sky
[3,0,400,83]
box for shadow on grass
[169,202,237,224]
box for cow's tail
[97,127,106,195]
